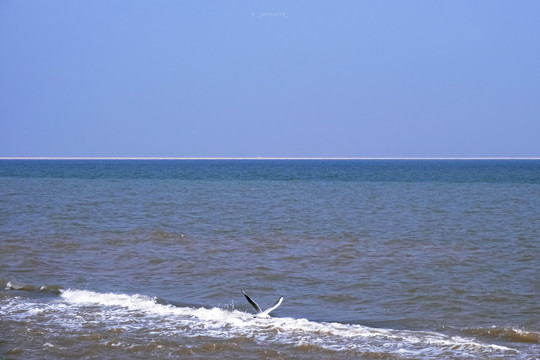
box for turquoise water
[1,160,539,359]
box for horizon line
[1,157,540,160]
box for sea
[1,159,539,359]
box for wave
[463,327,540,344]
[59,289,518,357]
[1,284,528,358]
[2,278,64,294]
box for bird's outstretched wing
[242,290,262,313]
[262,296,283,316]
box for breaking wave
[31,289,521,358]
[463,327,540,344]
[3,279,537,359]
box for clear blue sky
[1,1,539,158]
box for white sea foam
[61,289,163,311]
[53,289,520,357]
[0,288,524,358]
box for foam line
[55,289,518,356]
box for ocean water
[1,159,539,359]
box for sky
[1,1,539,158]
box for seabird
[242,290,283,318]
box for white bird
[242,290,283,318]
